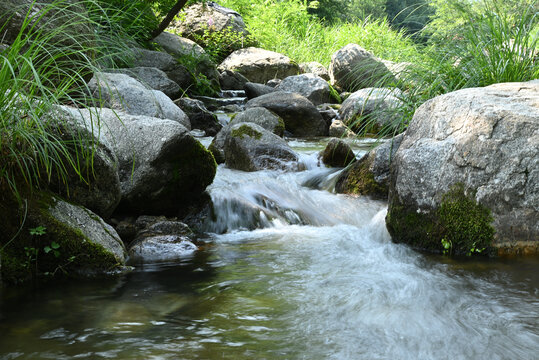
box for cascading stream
[0,138,537,360]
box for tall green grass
[0,0,146,201]
[217,0,422,65]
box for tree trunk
[149,0,189,40]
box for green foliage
[191,25,257,63]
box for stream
[0,138,538,360]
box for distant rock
[174,98,222,136]
[109,67,181,99]
[299,62,330,80]
[244,82,275,99]
[219,47,299,84]
[329,44,395,91]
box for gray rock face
[62,107,217,215]
[109,67,180,99]
[153,31,206,58]
[329,120,356,138]
[219,69,249,90]
[276,74,331,105]
[152,31,220,91]
[244,82,275,100]
[318,104,339,126]
[218,47,299,84]
[132,48,193,89]
[320,138,356,167]
[128,220,196,263]
[174,98,222,136]
[336,134,404,198]
[224,123,299,171]
[229,107,285,137]
[387,81,539,254]
[48,197,127,266]
[87,72,190,129]
[50,107,121,219]
[340,87,403,133]
[329,44,395,91]
[299,62,330,81]
[171,2,248,41]
[245,92,328,137]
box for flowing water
[0,138,537,360]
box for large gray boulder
[49,107,121,219]
[87,72,191,129]
[329,44,395,92]
[61,107,217,215]
[340,87,403,133]
[170,2,248,41]
[245,92,328,137]
[336,134,404,198]
[276,74,331,105]
[131,48,193,90]
[174,98,222,136]
[218,47,299,84]
[386,81,539,256]
[299,62,330,81]
[224,123,299,172]
[109,67,181,99]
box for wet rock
[224,123,299,172]
[108,67,181,99]
[276,73,331,105]
[218,47,299,84]
[266,79,282,88]
[174,98,222,136]
[245,91,328,137]
[320,138,356,167]
[329,44,395,91]
[87,72,191,129]
[244,82,275,100]
[317,104,339,127]
[336,134,403,198]
[387,80,539,255]
[340,87,403,133]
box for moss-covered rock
[0,191,127,285]
[386,183,495,256]
[320,138,356,168]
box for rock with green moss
[0,191,126,284]
[224,123,299,172]
[245,92,328,137]
[320,139,356,168]
[229,107,285,137]
[387,80,539,255]
[336,134,403,199]
[61,107,217,215]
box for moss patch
[386,183,495,256]
[336,158,387,199]
[230,124,262,140]
[275,117,285,137]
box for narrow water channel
[1,139,537,360]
